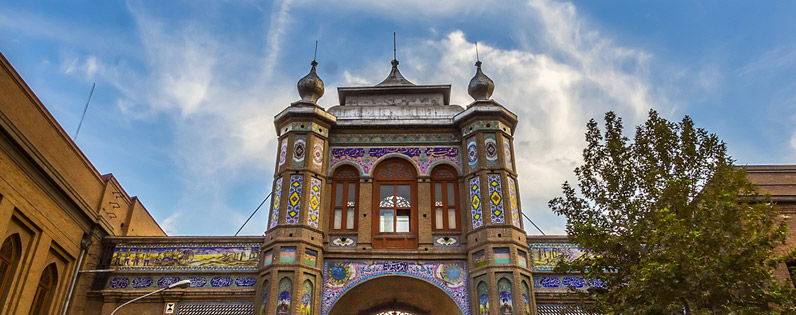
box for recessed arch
[29,263,58,315]
[369,154,421,177]
[372,158,418,248]
[328,161,365,178]
[0,234,21,305]
[328,275,462,315]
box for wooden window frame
[430,165,460,232]
[29,263,56,315]
[329,166,360,232]
[372,158,418,249]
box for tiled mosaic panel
[466,138,478,169]
[476,276,488,314]
[312,142,324,172]
[270,177,283,229]
[276,275,292,313]
[534,275,603,291]
[508,177,521,228]
[308,177,321,228]
[433,236,460,247]
[517,250,527,268]
[278,139,287,167]
[304,249,318,267]
[322,260,469,315]
[280,247,296,263]
[263,250,273,266]
[521,278,532,315]
[177,302,254,315]
[494,248,510,264]
[528,243,585,272]
[329,146,461,176]
[462,120,512,137]
[329,236,357,248]
[484,133,498,166]
[487,174,505,224]
[286,175,303,224]
[470,177,483,229]
[496,275,514,314]
[280,122,329,137]
[329,133,459,144]
[110,243,260,271]
[503,138,512,169]
[108,275,257,289]
[293,136,307,167]
[473,250,486,268]
[301,275,315,314]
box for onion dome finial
[297,59,324,104]
[468,60,495,101]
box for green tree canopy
[549,110,795,314]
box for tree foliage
[549,110,796,314]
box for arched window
[431,165,459,231]
[0,235,20,304]
[330,166,359,231]
[30,263,57,315]
[373,158,417,249]
[521,280,531,315]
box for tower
[259,59,334,315]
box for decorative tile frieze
[329,133,459,144]
[528,243,585,272]
[286,175,303,224]
[107,275,257,289]
[508,177,521,228]
[270,177,283,229]
[308,177,321,228]
[329,146,460,176]
[110,243,260,271]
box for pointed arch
[275,277,292,315]
[30,263,58,315]
[0,234,20,304]
[301,279,313,315]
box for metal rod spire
[475,42,480,62]
[74,82,95,140]
[313,40,318,62]
[393,32,397,60]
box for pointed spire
[296,41,324,104]
[377,32,415,86]
[468,42,494,100]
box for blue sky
[1,0,794,235]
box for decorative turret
[297,60,324,104]
[467,60,494,101]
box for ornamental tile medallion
[433,236,460,247]
[308,177,321,228]
[488,174,505,224]
[322,260,469,315]
[328,146,460,176]
[286,175,303,224]
[293,136,306,167]
[278,139,287,168]
[329,236,357,248]
[503,138,512,169]
[470,176,483,229]
[508,177,521,228]
[312,142,324,172]
[484,133,498,166]
[466,137,478,169]
[270,177,283,229]
[110,243,260,271]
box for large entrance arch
[328,276,461,315]
[322,260,469,315]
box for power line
[73,82,95,141]
[234,192,272,236]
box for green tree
[549,110,796,314]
